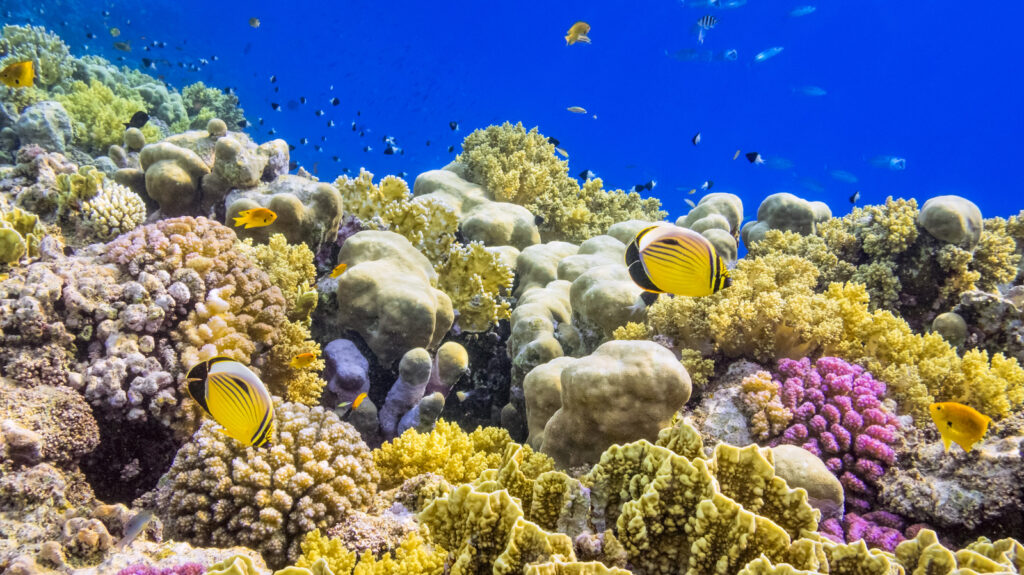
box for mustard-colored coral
[746,230,855,290]
[739,370,794,441]
[336,170,458,265]
[434,241,514,332]
[679,348,715,391]
[351,530,446,575]
[972,217,1021,292]
[611,321,649,340]
[458,122,664,243]
[239,234,317,316]
[293,529,357,575]
[373,420,514,490]
[0,207,49,264]
[55,80,160,154]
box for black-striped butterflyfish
[625,224,731,299]
[186,357,275,448]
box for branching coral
[0,25,73,88]
[739,370,793,441]
[176,81,247,132]
[458,122,664,242]
[55,80,160,154]
[434,241,514,332]
[152,401,378,569]
[292,528,446,575]
[335,169,458,265]
[56,165,146,243]
[373,420,514,490]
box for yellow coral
[373,420,513,490]
[352,530,446,575]
[293,529,357,575]
[679,348,715,391]
[739,371,793,441]
[972,218,1021,292]
[239,234,317,316]
[55,80,160,154]
[746,229,856,289]
[611,321,649,340]
[335,170,458,265]
[434,241,514,332]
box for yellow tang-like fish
[0,61,34,88]
[565,21,591,45]
[625,224,731,299]
[233,207,277,228]
[289,352,318,369]
[186,357,275,447]
[329,262,347,278]
[929,402,991,453]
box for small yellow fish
[456,391,468,402]
[337,392,369,420]
[555,147,569,158]
[733,149,742,160]
[565,21,591,45]
[233,207,277,228]
[249,17,261,29]
[688,189,697,195]
[930,402,991,453]
[0,61,34,88]
[110,27,120,37]
[567,106,587,114]
[0,273,8,281]
[684,198,697,209]
[329,262,347,278]
[290,352,318,369]
[113,41,131,52]
[626,224,730,298]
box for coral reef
[0,25,74,88]
[56,80,160,155]
[434,240,514,333]
[149,401,378,569]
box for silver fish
[789,5,816,17]
[754,46,784,62]
[116,510,154,550]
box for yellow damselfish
[289,352,318,369]
[337,392,368,421]
[0,61,34,88]
[233,207,277,228]
[186,357,275,448]
[929,402,991,453]
[565,21,591,45]
[625,224,731,298]
[329,262,347,278]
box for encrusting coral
[149,401,379,569]
[457,122,665,243]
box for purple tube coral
[773,357,900,514]
[819,511,906,552]
[115,564,204,575]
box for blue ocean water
[8,0,1024,222]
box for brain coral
[152,401,378,569]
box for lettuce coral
[458,122,665,243]
[0,24,73,88]
[434,240,514,332]
[373,420,514,490]
[55,80,160,155]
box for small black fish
[300,138,308,145]
[547,136,560,147]
[398,171,408,178]
[102,10,110,16]
[332,156,339,162]
[321,135,326,141]
[327,120,335,127]
[212,55,219,61]
[632,180,656,193]
[315,109,324,116]
[86,32,97,39]
[268,128,277,135]
[425,140,431,146]
[331,97,340,106]
[357,110,361,116]
[359,131,365,137]
[258,118,265,125]
[745,152,764,164]
[123,111,149,130]
[274,86,279,93]
[314,145,322,151]
[700,180,713,191]
[535,214,545,225]
[850,190,861,204]
[363,145,372,152]
[238,119,249,128]
[448,145,455,152]
[225,86,235,95]
[351,122,357,131]
[692,132,701,146]
[271,102,281,111]
[289,161,298,171]
[270,75,277,83]
[300,96,307,104]
[343,167,351,173]
[578,169,596,180]
[288,144,295,151]
[449,121,459,131]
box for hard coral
[177,81,247,132]
[56,80,159,155]
[435,240,514,333]
[152,401,378,569]
[0,25,73,88]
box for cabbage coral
[55,80,160,154]
[458,122,665,243]
[434,241,514,332]
[176,81,247,132]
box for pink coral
[819,511,908,552]
[772,357,900,513]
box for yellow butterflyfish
[0,61,34,88]
[329,262,347,278]
[186,357,275,448]
[625,224,731,298]
[289,352,318,369]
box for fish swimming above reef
[632,180,656,193]
[929,401,991,453]
[849,190,861,204]
[232,207,277,228]
[0,61,34,88]
[109,27,120,37]
[449,121,459,131]
[754,46,784,62]
[567,106,587,114]
[565,21,591,45]
[186,357,275,448]
[337,392,368,421]
[123,111,148,129]
[579,169,597,180]
[692,132,701,146]
[555,147,569,158]
[249,17,260,29]
[113,41,131,52]
[745,151,764,164]
[695,14,718,44]
[625,224,731,301]
[115,510,154,550]
[789,5,816,17]
[289,352,318,369]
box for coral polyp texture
[149,401,378,569]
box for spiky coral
[55,165,146,243]
[55,80,160,155]
[458,122,664,242]
[0,25,73,88]
[434,241,514,332]
[292,528,446,575]
[373,420,514,490]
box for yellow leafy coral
[434,241,513,332]
[458,122,665,243]
[293,529,357,575]
[373,420,514,490]
[351,530,446,575]
[335,169,457,265]
[739,370,793,441]
[55,80,160,154]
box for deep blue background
[5,0,1023,224]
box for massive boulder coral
[538,340,692,468]
[741,192,832,246]
[149,401,378,569]
[0,377,99,469]
[676,192,744,261]
[332,230,454,366]
[226,174,344,253]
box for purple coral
[819,511,906,552]
[773,357,900,513]
[115,563,204,575]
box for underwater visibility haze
[1,0,1024,574]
